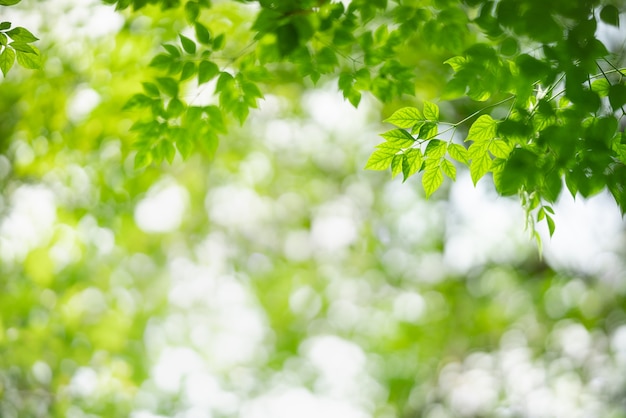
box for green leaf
[180,61,196,81]
[448,143,468,164]
[402,148,423,181]
[142,82,160,97]
[609,84,626,110]
[123,93,153,110]
[149,53,172,69]
[391,154,404,178]
[423,101,439,121]
[441,159,456,180]
[425,139,447,159]
[0,46,15,76]
[418,122,438,140]
[0,33,6,46]
[422,166,443,197]
[466,114,497,142]
[591,79,610,97]
[443,56,466,72]
[167,97,185,117]
[195,22,211,45]
[156,77,179,97]
[545,214,555,237]
[0,22,11,30]
[600,5,620,27]
[162,43,181,58]
[384,107,424,128]
[365,147,396,170]
[15,48,40,69]
[157,140,176,164]
[215,71,235,93]
[469,146,492,185]
[179,34,196,54]
[134,149,152,169]
[184,1,200,22]
[9,41,35,53]
[212,33,225,50]
[6,27,38,43]
[488,138,513,158]
[380,128,415,148]
[0,1,21,5]
[198,60,219,84]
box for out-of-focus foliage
[1,1,626,418]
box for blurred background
[1,1,626,417]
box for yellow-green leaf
[365,147,396,170]
[423,101,439,122]
[448,143,468,164]
[466,114,497,142]
[422,166,443,197]
[380,128,415,148]
[402,148,423,181]
[384,107,424,128]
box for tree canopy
[1,0,626,417]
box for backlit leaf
[448,143,468,164]
[365,147,396,170]
[0,46,15,76]
[380,128,415,148]
[423,101,439,121]
[384,107,424,128]
[466,114,497,142]
[402,148,423,181]
[441,158,456,180]
[422,165,443,197]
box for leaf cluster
[0,20,41,76]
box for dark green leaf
[0,22,11,30]
[180,61,196,81]
[179,34,196,54]
[184,1,200,22]
[195,22,211,44]
[162,43,181,57]
[212,33,225,50]
[600,5,620,27]
[156,77,179,97]
[609,84,626,110]
[149,53,172,69]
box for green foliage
[2,2,626,418]
[0,18,40,76]
[98,0,626,237]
